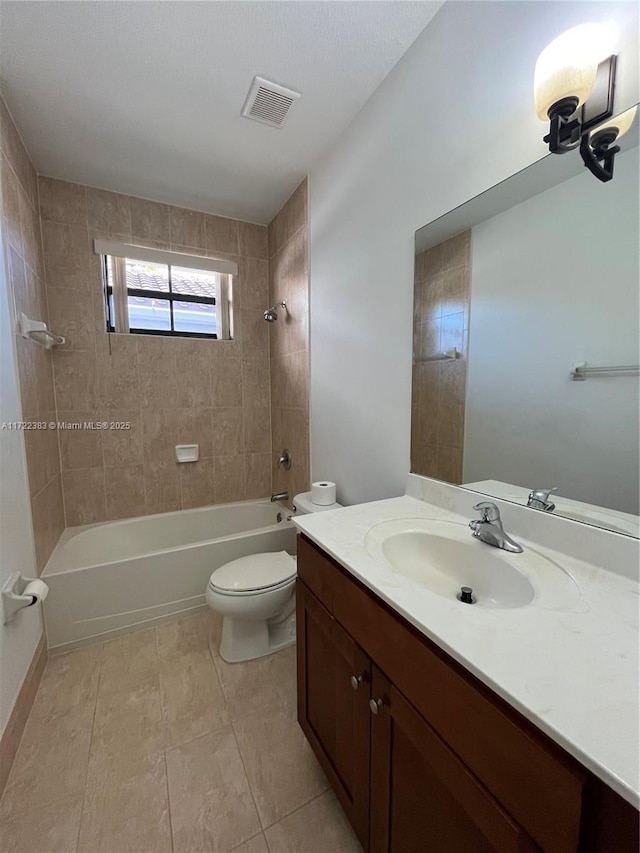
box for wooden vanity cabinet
[296,580,371,847]
[296,534,639,853]
[369,667,540,853]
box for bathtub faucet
[271,492,289,502]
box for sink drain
[457,586,476,604]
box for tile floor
[0,613,363,853]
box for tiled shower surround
[40,176,275,525]
[0,99,65,571]
[268,179,310,507]
[411,230,471,484]
[39,177,310,527]
[2,88,310,547]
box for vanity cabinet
[296,534,639,853]
[296,580,371,846]
[368,666,539,853]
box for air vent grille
[241,76,301,129]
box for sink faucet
[527,488,556,512]
[271,492,289,502]
[469,502,523,553]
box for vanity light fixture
[534,23,636,181]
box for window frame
[94,240,237,341]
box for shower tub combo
[42,499,296,653]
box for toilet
[206,491,342,663]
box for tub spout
[271,492,289,502]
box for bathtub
[42,499,296,652]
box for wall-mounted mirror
[412,111,639,538]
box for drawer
[297,534,342,612]
[299,535,586,853]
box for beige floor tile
[34,644,102,715]
[91,681,166,759]
[233,704,328,828]
[264,791,363,853]
[231,832,270,852]
[166,728,261,852]
[0,702,94,821]
[213,645,297,721]
[77,750,171,853]
[201,609,223,657]
[99,628,159,695]
[159,649,230,749]
[0,793,83,853]
[155,612,210,665]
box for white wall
[464,148,639,515]
[0,233,43,736]
[308,0,639,506]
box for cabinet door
[297,579,371,849]
[369,667,539,853]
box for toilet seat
[208,551,296,596]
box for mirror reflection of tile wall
[411,230,470,483]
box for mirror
[412,114,639,538]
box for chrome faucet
[271,492,289,502]
[469,502,523,553]
[527,488,556,512]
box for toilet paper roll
[311,481,337,506]
[22,579,49,605]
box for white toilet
[206,491,342,663]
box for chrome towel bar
[413,347,460,364]
[570,362,639,381]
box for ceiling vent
[241,76,301,129]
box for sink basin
[382,531,534,609]
[365,518,581,611]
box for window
[94,240,237,339]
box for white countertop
[293,493,640,808]
[463,479,640,538]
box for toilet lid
[209,551,296,593]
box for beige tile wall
[0,98,65,572]
[411,230,471,484]
[267,180,310,506]
[39,176,272,524]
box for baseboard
[0,635,47,798]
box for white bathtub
[42,499,296,652]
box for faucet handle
[472,501,501,523]
[528,487,557,503]
[528,488,557,511]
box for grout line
[163,750,175,853]
[230,831,269,852]
[229,717,264,833]
[0,133,35,205]
[29,468,60,502]
[260,787,330,835]
[74,640,104,853]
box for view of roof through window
[106,257,221,336]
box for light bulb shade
[590,105,638,140]
[534,24,608,120]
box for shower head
[263,300,287,322]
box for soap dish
[175,444,199,463]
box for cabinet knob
[369,698,384,715]
[350,675,363,691]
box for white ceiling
[0,1,441,223]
